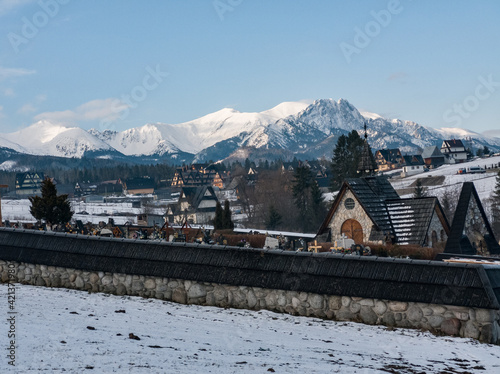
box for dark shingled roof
[124,177,155,190]
[377,149,402,164]
[318,176,451,246]
[180,185,217,210]
[401,155,425,166]
[386,197,449,246]
[442,139,465,149]
[318,177,399,236]
[445,182,500,255]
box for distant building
[165,185,218,225]
[421,146,445,169]
[97,180,123,195]
[400,155,425,178]
[122,177,155,195]
[74,182,98,196]
[137,213,165,227]
[171,164,229,189]
[441,139,467,164]
[374,149,403,171]
[15,172,44,196]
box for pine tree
[265,205,283,230]
[222,200,234,230]
[29,178,73,228]
[330,130,365,190]
[292,166,327,232]
[310,179,327,229]
[292,166,313,228]
[413,179,427,198]
[214,201,224,230]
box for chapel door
[341,219,363,244]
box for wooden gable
[444,182,500,255]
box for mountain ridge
[1,99,499,165]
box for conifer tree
[292,165,313,228]
[222,200,234,230]
[265,205,283,230]
[29,178,73,228]
[292,166,327,232]
[214,201,224,230]
[330,130,365,190]
[413,179,427,198]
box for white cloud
[18,103,37,114]
[34,98,129,125]
[0,66,36,81]
[0,0,34,17]
[4,88,15,97]
[17,94,47,115]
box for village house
[74,182,98,196]
[400,155,426,178]
[122,177,155,195]
[421,146,445,169]
[15,172,44,196]
[171,164,229,189]
[137,213,165,227]
[441,139,468,164]
[374,149,403,171]
[165,185,218,225]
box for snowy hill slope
[0,121,114,158]
[389,155,500,202]
[2,284,499,373]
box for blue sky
[0,0,499,135]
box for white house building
[440,139,468,164]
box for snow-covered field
[0,199,173,226]
[1,284,499,373]
[389,155,500,201]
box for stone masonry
[1,259,499,344]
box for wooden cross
[113,226,122,238]
[0,185,8,227]
[308,240,323,253]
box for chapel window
[344,198,355,210]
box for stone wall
[2,259,499,344]
[427,209,448,248]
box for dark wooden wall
[0,228,499,310]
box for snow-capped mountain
[0,121,114,158]
[1,99,499,163]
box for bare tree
[438,184,461,224]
